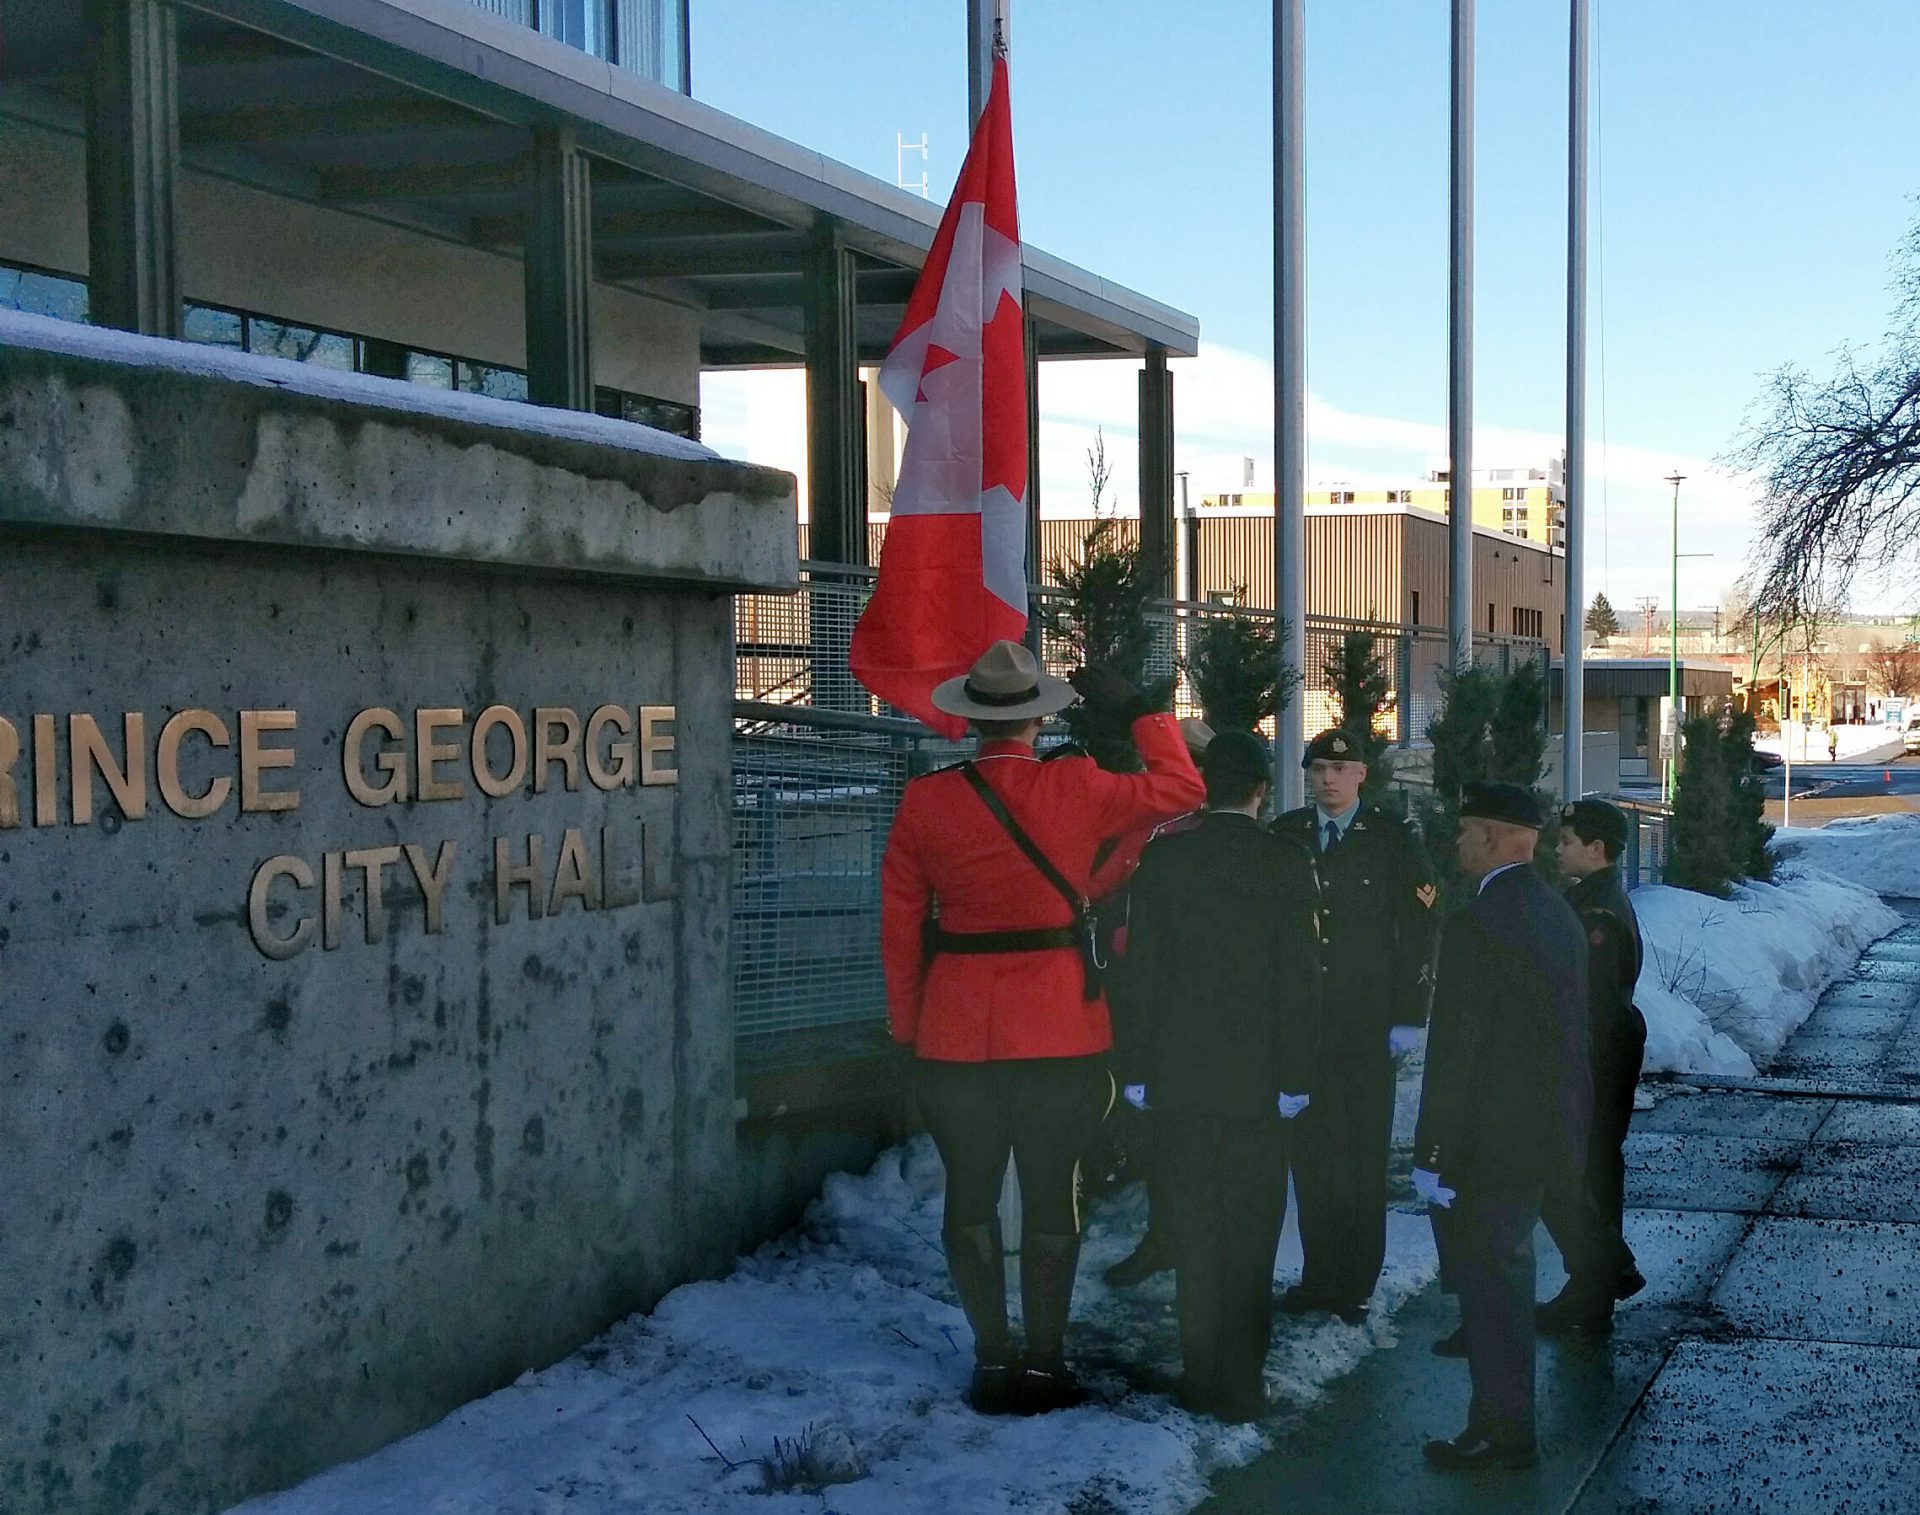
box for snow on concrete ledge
[1634,820,1909,1077]
[0,309,799,592]
[0,308,716,461]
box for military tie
[1322,819,1341,856]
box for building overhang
[1551,659,1735,700]
[0,0,1199,367]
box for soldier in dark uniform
[1272,727,1438,1324]
[1537,798,1649,1336]
[1124,731,1323,1420]
[1415,782,1592,1472]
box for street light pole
[1664,471,1685,801]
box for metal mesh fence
[732,709,970,1052]
[1614,797,1672,888]
[737,564,1547,742]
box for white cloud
[701,341,1766,610]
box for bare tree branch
[1731,211,1920,618]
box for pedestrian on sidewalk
[881,642,1203,1417]
[1122,730,1323,1421]
[1272,728,1439,1326]
[1414,782,1591,1473]
[1538,799,1649,1338]
[1828,724,1840,762]
[1091,717,1216,1291]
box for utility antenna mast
[896,133,929,197]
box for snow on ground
[1633,824,1907,1077]
[230,1112,1438,1515]
[1772,813,1920,900]
[1757,721,1905,764]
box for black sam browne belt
[924,922,1081,955]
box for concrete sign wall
[0,314,797,1515]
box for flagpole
[1563,0,1588,800]
[1274,0,1307,809]
[1447,0,1475,673]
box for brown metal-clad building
[1017,505,1566,652]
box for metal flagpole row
[1563,0,1588,800]
[1274,0,1307,809]
[1446,0,1475,673]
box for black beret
[1560,797,1629,851]
[1459,781,1545,830]
[1302,728,1366,767]
[1203,729,1271,785]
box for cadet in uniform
[1123,731,1323,1420]
[881,641,1203,1415]
[1414,782,1592,1472]
[1272,728,1438,1324]
[1538,798,1648,1336]
[1095,717,1215,1290]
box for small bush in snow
[758,1423,867,1493]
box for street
[1764,753,1920,802]
[1201,899,1920,1514]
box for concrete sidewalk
[1199,900,1920,1515]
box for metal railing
[731,705,971,1059]
[737,563,1548,745]
[1612,795,1672,889]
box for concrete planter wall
[0,313,796,1515]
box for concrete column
[803,223,863,566]
[85,0,181,338]
[524,127,593,411]
[1137,345,1175,599]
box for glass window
[541,0,609,58]
[248,318,353,370]
[184,303,244,349]
[0,266,87,323]
[406,352,454,388]
[456,360,529,402]
[620,391,699,439]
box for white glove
[1276,1092,1311,1119]
[1122,1083,1149,1111]
[1388,1025,1424,1059]
[1412,1168,1456,1209]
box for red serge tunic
[881,713,1206,1062]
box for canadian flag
[849,53,1028,737]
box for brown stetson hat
[929,640,1080,723]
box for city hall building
[1,0,1197,564]
[0,5,1200,1514]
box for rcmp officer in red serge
[1415,782,1592,1472]
[1537,798,1648,1336]
[1272,727,1438,1324]
[880,641,1203,1415]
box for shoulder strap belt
[959,762,1089,916]
[942,762,1101,999]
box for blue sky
[692,1,1920,613]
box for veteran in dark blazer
[1125,731,1324,1421]
[1414,782,1591,1473]
[1272,727,1438,1323]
